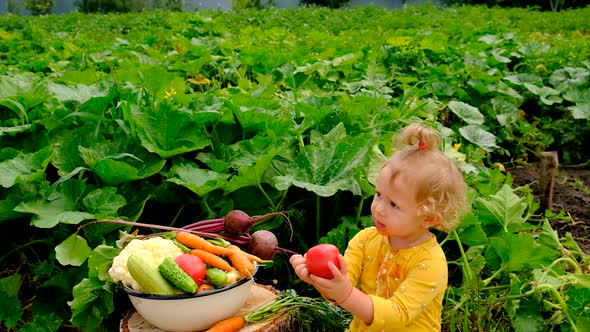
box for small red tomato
[175,254,207,286]
[306,244,341,279]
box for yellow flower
[453,143,461,151]
[164,88,177,99]
[492,162,506,172]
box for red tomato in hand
[306,244,341,279]
[175,254,207,286]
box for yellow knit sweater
[344,227,447,332]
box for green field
[1,4,589,331]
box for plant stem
[452,228,473,285]
[258,182,276,211]
[0,239,46,263]
[542,256,582,277]
[316,195,321,243]
[356,195,367,221]
[169,203,184,228]
[482,265,507,287]
[536,284,578,332]
[82,219,248,244]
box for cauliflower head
[108,237,183,291]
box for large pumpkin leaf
[0,147,53,188]
[127,100,213,158]
[165,160,231,196]
[273,123,374,197]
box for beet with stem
[249,230,279,260]
[223,210,286,236]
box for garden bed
[509,164,590,254]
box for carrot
[205,316,245,332]
[226,245,256,276]
[237,249,272,263]
[223,242,270,263]
[176,232,233,256]
[189,249,233,272]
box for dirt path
[508,164,590,254]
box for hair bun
[397,123,441,151]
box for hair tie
[418,141,427,150]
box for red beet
[223,210,284,236]
[249,230,279,260]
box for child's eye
[390,202,397,208]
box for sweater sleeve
[343,229,369,287]
[368,254,448,330]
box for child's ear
[422,213,443,228]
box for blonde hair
[385,123,468,232]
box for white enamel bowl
[123,269,256,332]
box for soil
[508,163,590,254]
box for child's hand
[289,254,313,284]
[309,255,354,304]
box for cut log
[120,284,295,332]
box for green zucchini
[127,254,182,295]
[158,257,197,293]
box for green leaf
[0,274,22,328]
[476,184,527,232]
[0,124,32,136]
[88,245,120,282]
[490,97,520,126]
[82,187,126,218]
[75,134,166,185]
[56,211,95,225]
[273,124,374,197]
[219,134,293,193]
[506,297,545,332]
[367,145,388,187]
[0,147,52,188]
[562,274,590,289]
[549,67,589,91]
[319,216,365,253]
[458,125,499,152]
[567,102,590,120]
[15,180,87,228]
[489,233,559,271]
[128,100,212,158]
[68,278,114,331]
[454,214,488,246]
[537,220,562,254]
[165,160,231,196]
[565,286,590,324]
[18,313,62,332]
[0,73,49,110]
[47,81,111,105]
[224,149,283,194]
[55,234,92,267]
[93,157,166,185]
[229,96,291,136]
[15,196,76,228]
[523,83,562,106]
[0,183,37,221]
[504,73,543,86]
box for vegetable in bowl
[123,264,259,332]
[108,236,183,292]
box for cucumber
[127,254,182,295]
[158,257,197,293]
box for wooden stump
[539,151,559,212]
[120,284,295,332]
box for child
[290,123,468,331]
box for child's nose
[374,201,385,215]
